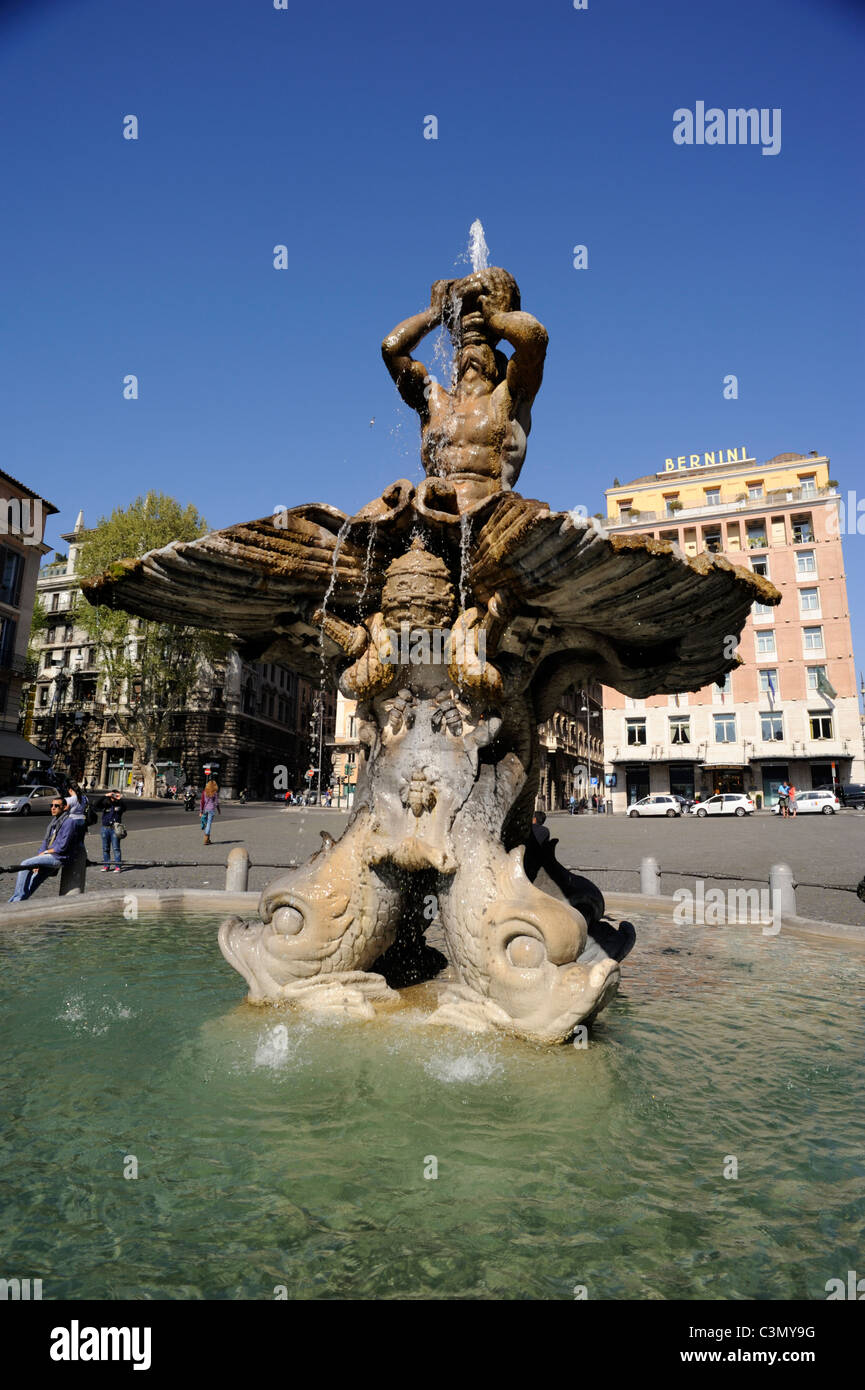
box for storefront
[703,765,745,795]
[668,761,696,801]
[625,764,650,804]
[760,763,789,809]
[106,749,135,789]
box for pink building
[600,452,864,810]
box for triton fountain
[83,233,780,1043]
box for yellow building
[601,449,864,808]
[605,448,834,547]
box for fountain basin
[2,906,862,1299]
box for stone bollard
[225,846,250,892]
[640,856,661,895]
[59,842,88,896]
[769,863,796,919]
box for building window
[38,685,49,706]
[796,550,816,576]
[758,669,779,697]
[664,498,680,518]
[50,593,59,612]
[747,483,764,500]
[799,587,819,613]
[716,671,733,696]
[791,514,814,544]
[751,556,770,578]
[626,718,647,746]
[803,626,824,651]
[714,714,737,743]
[703,529,722,553]
[704,488,721,506]
[755,630,776,656]
[746,522,767,549]
[669,716,690,745]
[809,712,834,740]
[0,547,24,607]
[0,616,18,666]
[806,666,826,692]
[798,475,817,497]
[753,600,774,619]
[760,712,784,741]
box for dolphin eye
[506,935,545,969]
[273,906,304,936]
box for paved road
[1,803,863,925]
[546,809,865,925]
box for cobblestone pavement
[1,802,862,925]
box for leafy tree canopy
[76,491,208,579]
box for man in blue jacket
[8,795,85,902]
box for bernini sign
[664,448,750,472]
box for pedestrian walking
[8,796,86,902]
[569,794,576,815]
[200,779,220,844]
[591,792,598,813]
[96,788,125,871]
[788,784,798,818]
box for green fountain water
[1,913,862,1300]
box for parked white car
[772,789,840,815]
[691,793,755,817]
[627,794,682,818]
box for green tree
[77,492,228,794]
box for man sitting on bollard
[8,796,86,902]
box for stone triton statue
[83,253,781,1045]
[382,267,547,509]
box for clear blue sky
[1,0,863,686]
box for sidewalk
[0,807,349,900]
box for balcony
[605,486,837,529]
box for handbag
[115,823,128,840]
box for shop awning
[0,732,50,761]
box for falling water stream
[358,521,377,617]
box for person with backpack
[8,795,86,901]
[96,789,125,872]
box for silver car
[0,784,64,816]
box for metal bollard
[769,863,796,919]
[225,846,250,892]
[640,856,661,896]
[59,843,87,896]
